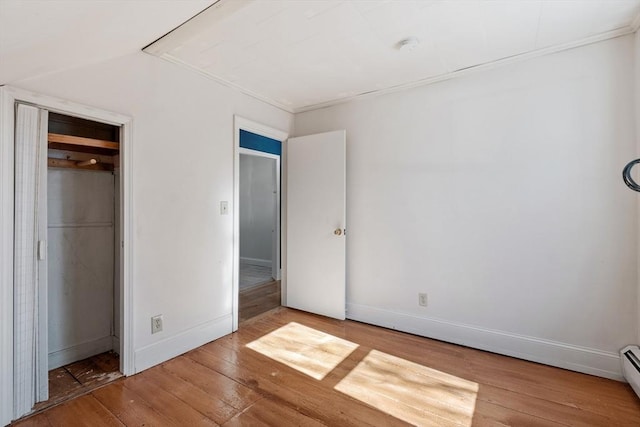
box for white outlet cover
[151,315,163,334]
[220,201,229,215]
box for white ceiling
[1,1,638,112]
[146,0,640,112]
[0,0,213,84]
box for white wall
[295,35,638,379]
[12,51,292,372]
[239,154,276,265]
[47,168,114,369]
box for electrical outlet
[151,315,163,334]
[418,293,428,307]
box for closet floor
[33,351,122,413]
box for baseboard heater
[621,345,640,398]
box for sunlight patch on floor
[335,350,478,427]
[246,322,359,380]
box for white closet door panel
[48,169,114,225]
[47,227,114,355]
[13,103,48,417]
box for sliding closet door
[14,103,48,417]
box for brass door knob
[334,229,343,236]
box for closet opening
[35,112,122,411]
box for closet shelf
[48,133,119,154]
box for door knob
[334,229,343,236]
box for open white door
[286,130,346,320]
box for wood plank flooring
[239,280,280,324]
[14,308,640,426]
[32,351,122,413]
[239,263,273,291]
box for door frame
[239,147,281,281]
[0,86,135,424]
[232,116,287,331]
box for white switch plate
[220,201,229,215]
[151,315,163,334]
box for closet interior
[37,112,122,410]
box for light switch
[220,201,229,215]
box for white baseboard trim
[48,335,114,370]
[240,257,272,268]
[346,303,623,381]
[134,314,232,373]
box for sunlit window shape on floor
[335,349,478,427]
[246,322,359,380]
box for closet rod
[47,158,114,171]
[76,159,97,167]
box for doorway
[233,117,288,330]
[238,143,281,323]
[0,87,133,424]
[239,149,280,323]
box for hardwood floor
[239,263,273,291]
[14,308,640,426]
[239,280,280,323]
[33,351,122,413]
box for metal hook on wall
[623,159,640,192]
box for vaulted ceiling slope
[146,0,640,112]
[0,0,213,84]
